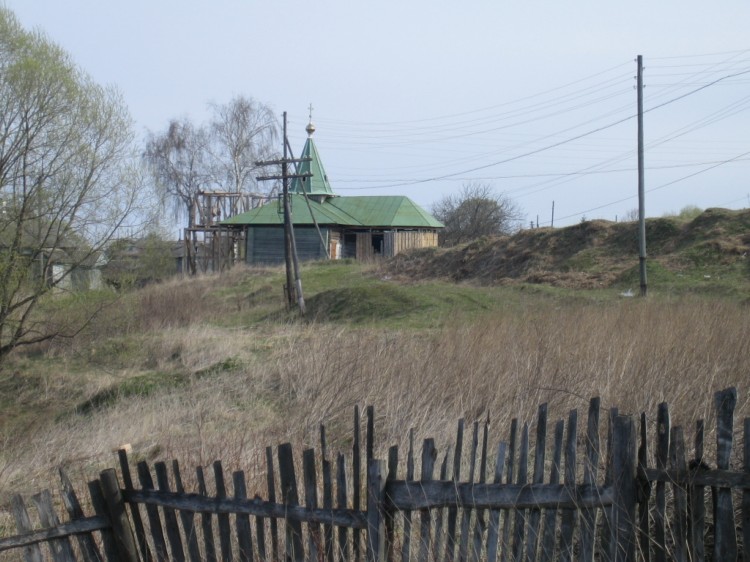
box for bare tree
[145,97,279,230]
[0,7,152,360]
[144,118,209,228]
[207,95,278,194]
[432,182,523,246]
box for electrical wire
[548,149,750,225]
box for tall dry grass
[2,295,748,500]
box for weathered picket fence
[1,387,747,562]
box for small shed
[223,123,443,265]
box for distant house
[43,247,105,291]
[223,123,443,264]
[102,237,184,287]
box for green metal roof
[330,196,444,228]
[290,137,335,196]
[222,194,360,226]
[223,195,443,228]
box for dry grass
[1,294,748,502]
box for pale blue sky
[4,0,750,226]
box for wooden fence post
[714,387,738,560]
[278,443,305,562]
[611,415,636,562]
[99,469,140,562]
[366,459,387,562]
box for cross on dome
[306,103,315,137]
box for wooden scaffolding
[184,191,270,274]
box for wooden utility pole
[281,113,296,309]
[256,112,311,314]
[637,55,648,297]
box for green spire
[290,120,335,197]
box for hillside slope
[385,208,750,291]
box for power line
[333,157,750,187]
[649,48,750,60]
[549,149,750,224]
[317,61,633,128]
[346,67,746,191]
[309,64,750,191]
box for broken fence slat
[471,419,490,562]
[303,448,322,562]
[400,428,415,562]
[579,397,600,562]
[233,471,254,562]
[559,410,578,562]
[433,448,451,562]
[418,439,437,562]
[444,418,464,562]
[173,460,202,562]
[196,466,218,562]
[353,405,362,562]
[600,407,618,562]
[539,419,564,562]
[669,428,688,562]
[265,446,278,562]
[654,401,670,562]
[689,421,706,562]
[457,421,479,562]
[637,413,651,562]
[154,462,186,562]
[10,494,44,562]
[713,387,738,561]
[499,418,518,562]
[511,423,530,562]
[213,461,233,562]
[485,441,507,562]
[118,449,153,562]
[32,489,76,562]
[58,468,102,562]
[385,445,399,562]
[278,442,305,562]
[322,436,335,562]
[336,453,350,562]
[525,404,547,562]
[137,462,169,562]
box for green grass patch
[307,283,427,323]
[75,371,187,414]
[73,357,244,415]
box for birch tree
[0,7,150,360]
[208,95,278,194]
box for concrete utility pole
[637,55,648,297]
[256,111,311,314]
[551,200,555,228]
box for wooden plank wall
[356,233,375,261]
[383,230,439,258]
[356,230,439,261]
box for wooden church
[223,121,443,265]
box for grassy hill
[0,208,748,505]
[383,207,750,295]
